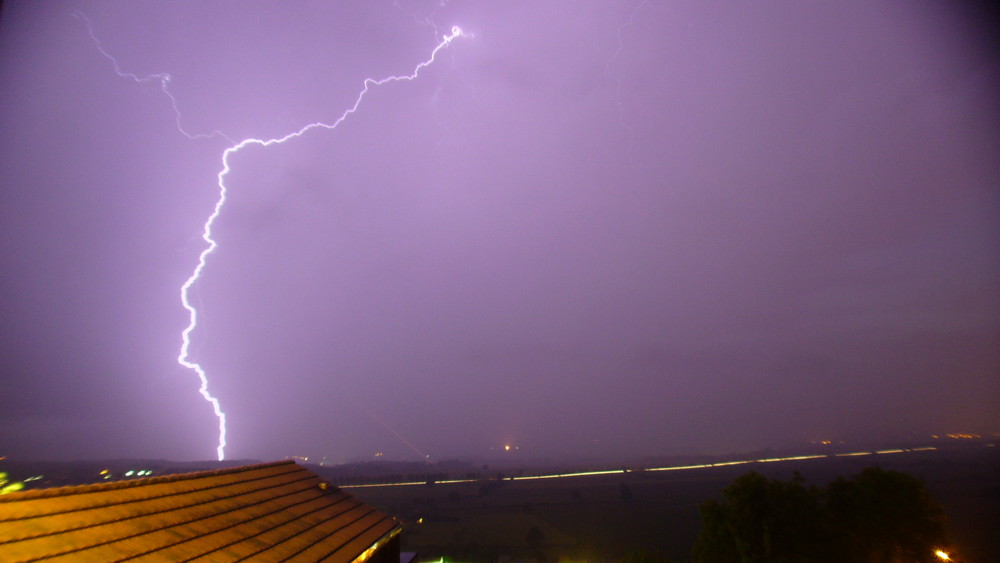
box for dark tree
[692,468,949,563]
[827,467,948,562]
[692,471,837,562]
[692,498,739,562]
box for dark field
[347,445,999,562]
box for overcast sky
[1,1,997,463]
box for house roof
[0,460,400,562]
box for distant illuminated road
[341,446,939,489]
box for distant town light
[935,549,951,561]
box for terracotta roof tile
[0,461,400,563]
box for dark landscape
[4,439,995,561]
[346,442,998,562]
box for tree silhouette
[692,468,948,562]
[827,467,948,562]
[693,471,838,562]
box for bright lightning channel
[81,13,465,461]
[181,25,466,461]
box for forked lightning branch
[79,14,466,460]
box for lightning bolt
[73,12,232,143]
[184,24,465,461]
[80,13,466,461]
[607,0,649,170]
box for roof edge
[353,523,403,563]
[0,460,300,502]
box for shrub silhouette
[692,468,948,562]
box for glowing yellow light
[339,444,938,490]
[100,469,110,475]
[935,549,951,560]
[417,517,424,524]
[352,526,401,563]
[1,481,24,494]
[504,444,511,451]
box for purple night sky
[1,1,997,463]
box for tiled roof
[0,460,400,562]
